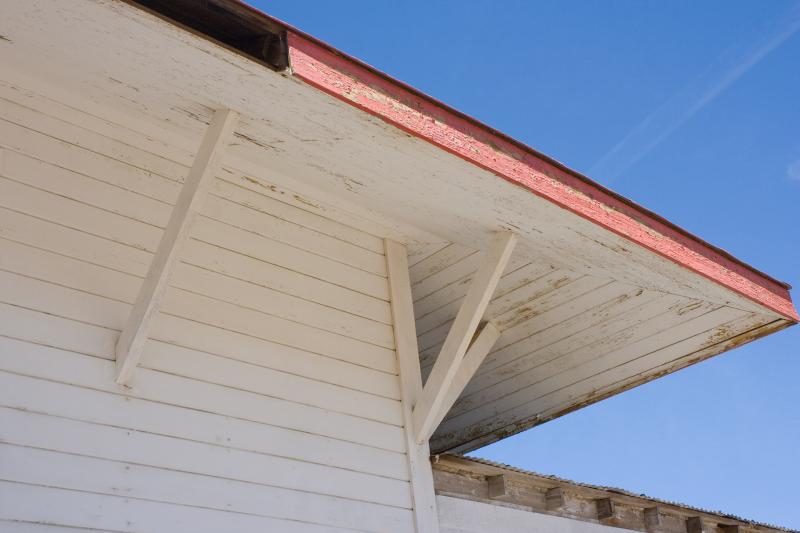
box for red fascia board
[285,33,797,321]
[201,0,796,321]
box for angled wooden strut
[115,108,239,385]
[413,231,516,444]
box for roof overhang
[2,0,795,452]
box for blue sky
[249,1,800,527]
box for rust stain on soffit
[127,0,797,323]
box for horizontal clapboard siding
[0,75,415,532]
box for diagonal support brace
[115,108,239,385]
[413,231,516,443]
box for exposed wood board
[419,274,612,367]
[440,298,726,429]
[116,108,238,385]
[407,241,450,267]
[478,283,657,376]
[415,266,579,336]
[453,292,688,412]
[413,260,555,319]
[433,311,773,452]
[0,336,406,453]
[0,444,414,533]
[410,243,477,285]
[413,231,517,443]
[385,239,441,533]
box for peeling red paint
[286,32,798,322]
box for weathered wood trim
[115,108,238,385]
[284,30,797,322]
[385,239,440,533]
[434,456,791,533]
[413,231,517,443]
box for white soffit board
[0,0,793,452]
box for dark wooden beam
[545,487,565,510]
[595,498,614,520]
[686,516,704,533]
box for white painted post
[385,239,441,533]
[115,108,239,385]
[413,231,516,443]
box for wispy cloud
[788,159,800,181]
[590,3,800,184]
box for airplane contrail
[589,3,800,184]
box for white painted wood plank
[0,240,399,395]
[385,239,441,533]
[0,93,188,182]
[0,146,170,227]
[158,287,397,373]
[194,215,390,300]
[0,481,359,533]
[0,116,180,203]
[0,269,397,375]
[0,336,405,453]
[0,444,415,533]
[182,238,392,323]
[0,520,113,533]
[139,340,403,425]
[171,261,395,348]
[203,192,387,275]
[0,372,407,481]
[0,218,391,328]
[0,408,413,509]
[413,231,517,443]
[0,174,162,251]
[0,206,153,276]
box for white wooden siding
[0,73,416,532]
